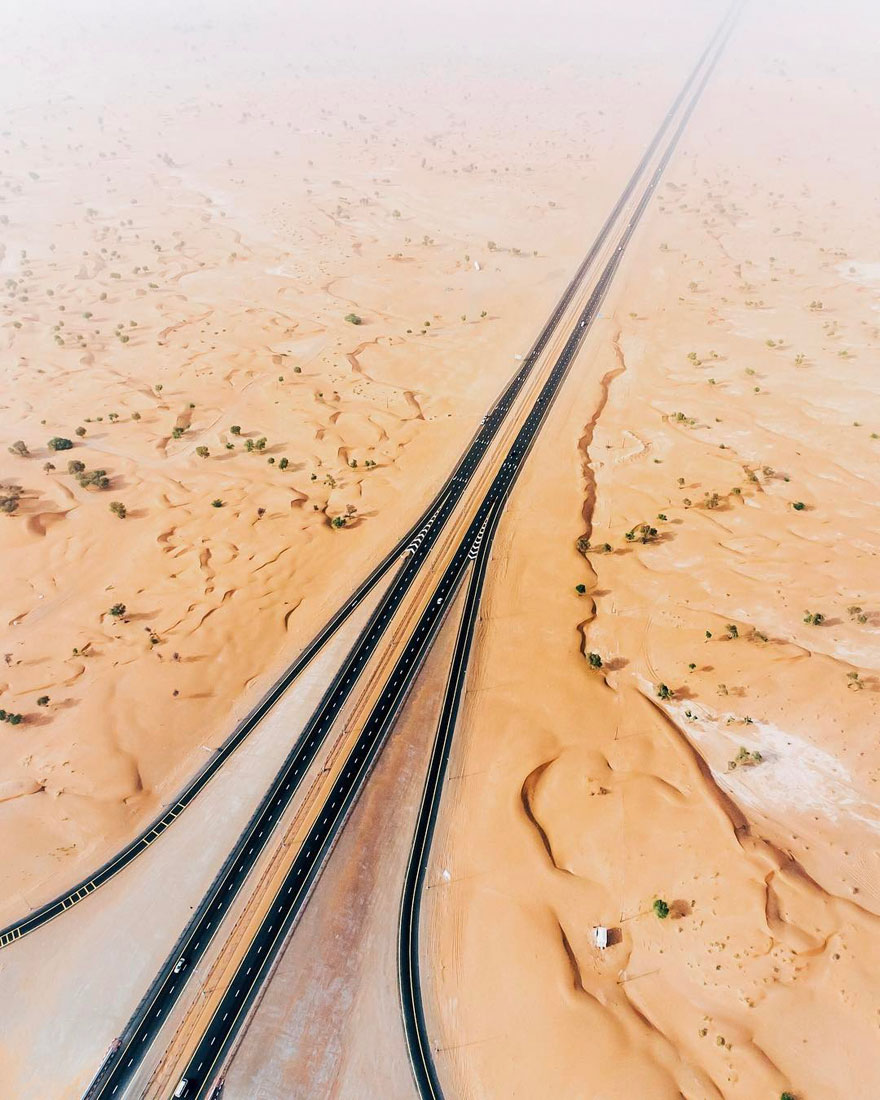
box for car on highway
[173,1079,189,1098]
[173,957,187,974]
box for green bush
[78,469,110,490]
[109,603,126,618]
[588,652,603,669]
[652,898,670,919]
[48,437,73,451]
[344,313,363,325]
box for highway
[0,55,633,955]
[81,7,740,1096]
[82,51,678,1100]
[157,7,742,1095]
[0,0,732,960]
[397,5,744,1098]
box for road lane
[84,10,739,1093]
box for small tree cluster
[77,468,110,490]
[625,523,658,544]
[8,440,29,457]
[109,501,127,518]
[0,709,23,725]
[330,505,357,529]
[652,898,670,919]
[0,485,22,515]
[48,437,73,451]
[728,746,763,770]
[108,603,127,618]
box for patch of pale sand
[220,584,466,1100]
[665,700,880,837]
[425,3,880,1098]
[838,260,880,285]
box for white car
[173,957,187,974]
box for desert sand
[0,0,711,916]
[2,0,878,1098]
[425,3,880,1098]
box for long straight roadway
[149,5,744,1095]
[83,25,728,1095]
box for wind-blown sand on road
[425,3,880,1098]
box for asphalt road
[1,0,734,965]
[397,5,744,1098]
[81,6,743,1094]
[163,7,743,1089]
[1,79,619,957]
[81,65,669,1100]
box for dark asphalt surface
[169,7,742,1087]
[81,85,653,1100]
[82,6,742,1095]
